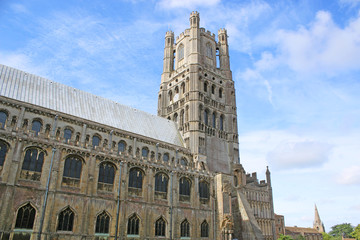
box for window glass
[64,129,72,142]
[0,111,8,128]
[155,173,168,193]
[127,214,140,235]
[32,120,42,135]
[15,203,36,229]
[129,168,143,189]
[95,211,110,233]
[57,207,74,231]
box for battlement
[190,11,199,18]
[246,172,268,186]
[165,31,174,37]
[218,28,227,35]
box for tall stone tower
[158,11,239,174]
[314,205,325,233]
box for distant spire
[313,204,325,233]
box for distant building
[275,214,286,238]
[285,226,322,240]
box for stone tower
[314,205,325,233]
[158,11,239,174]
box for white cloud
[267,141,332,170]
[337,166,360,185]
[157,0,220,10]
[275,10,360,75]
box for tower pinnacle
[313,204,325,233]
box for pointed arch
[15,203,36,229]
[95,211,110,233]
[57,206,74,231]
[154,172,169,193]
[22,147,46,173]
[127,213,140,235]
[201,220,209,237]
[128,167,144,189]
[155,216,166,237]
[199,180,210,200]
[0,139,10,167]
[180,219,190,237]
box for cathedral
[0,12,276,240]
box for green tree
[322,232,338,240]
[295,235,306,240]
[277,234,294,240]
[351,224,360,240]
[329,223,354,238]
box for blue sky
[1,0,360,231]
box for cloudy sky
[1,0,359,231]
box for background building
[0,12,275,240]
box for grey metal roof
[0,64,184,147]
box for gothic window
[155,217,166,237]
[127,214,140,235]
[219,88,223,98]
[155,173,168,193]
[22,148,45,173]
[178,44,184,60]
[15,203,36,229]
[204,110,209,125]
[128,168,143,189]
[175,86,179,94]
[141,147,149,158]
[181,82,185,94]
[180,219,190,237]
[206,43,213,58]
[180,157,188,166]
[57,207,74,231]
[0,111,8,129]
[180,110,184,126]
[199,181,210,199]
[31,120,42,136]
[201,220,209,237]
[98,162,115,185]
[212,112,216,128]
[173,113,178,123]
[179,177,191,196]
[64,128,72,142]
[169,90,173,102]
[220,115,224,131]
[92,135,101,148]
[163,153,169,162]
[63,156,82,179]
[118,141,126,153]
[234,175,238,187]
[95,211,110,234]
[204,82,208,92]
[211,84,215,94]
[0,141,8,167]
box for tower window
[96,211,110,234]
[219,88,223,98]
[15,203,36,229]
[212,112,216,128]
[118,141,126,153]
[179,177,191,197]
[180,219,190,237]
[98,162,115,185]
[204,82,208,92]
[64,128,72,142]
[178,44,184,60]
[57,207,74,231]
[155,217,166,237]
[211,84,215,94]
[128,168,143,189]
[201,220,209,237]
[155,172,169,193]
[199,181,210,199]
[92,135,101,148]
[142,147,149,158]
[204,110,209,125]
[220,115,224,131]
[163,153,169,162]
[206,43,213,58]
[22,148,45,173]
[127,214,140,235]
[31,120,42,136]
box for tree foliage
[352,224,360,240]
[329,223,354,238]
[277,234,294,240]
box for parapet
[190,11,199,18]
[165,31,174,37]
[218,28,227,35]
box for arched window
[169,90,173,102]
[179,177,191,196]
[204,110,208,125]
[57,207,74,231]
[31,120,42,136]
[206,43,213,58]
[201,220,209,237]
[64,128,72,142]
[212,112,216,128]
[204,82,208,92]
[180,157,188,166]
[92,135,101,148]
[0,141,8,167]
[22,148,45,173]
[15,203,36,229]
[63,156,83,179]
[141,147,149,158]
[155,173,168,193]
[219,88,223,98]
[118,141,126,153]
[178,44,184,60]
[199,181,210,199]
[163,153,169,162]
[180,219,190,237]
[155,217,166,237]
[180,110,184,126]
[98,162,115,185]
[127,214,140,235]
[220,115,224,131]
[95,211,110,234]
[0,111,8,129]
[128,168,143,189]
[181,82,185,94]
[175,86,179,94]
[211,84,215,94]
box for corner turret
[190,11,200,28]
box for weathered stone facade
[0,12,276,240]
